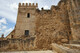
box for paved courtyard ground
[0,50,55,53]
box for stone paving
[0,50,54,53]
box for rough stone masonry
[0,0,80,51]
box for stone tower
[14,3,38,38]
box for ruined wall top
[19,3,38,8]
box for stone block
[61,39,68,43]
[63,44,80,50]
[51,43,80,53]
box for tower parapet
[19,3,38,8]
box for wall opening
[27,13,30,18]
[25,30,29,36]
[11,35,14,38]
[69,31,71,34]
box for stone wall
[5,0,80,50]
[0,37,35,51]
[67,0,80,40]
[35,0,72,49]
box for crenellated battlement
[19,3,38,8]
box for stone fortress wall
[0,0,80,51]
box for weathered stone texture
[67,0,80,40]
[63,44,80,50]
[35,0,72,49]
[51,43,80,53]
[2,0,80,51]
[0,37,35,51]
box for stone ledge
[51,43,80,53]
[70,40,80,44]
[63,44,80,50]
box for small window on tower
[25,30,29,36]
[27,13,30,18]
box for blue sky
[0,0,60,37]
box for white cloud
[2,25,7,29]
[22,0,33,3]
[44,6,49,9]
[0,11,17,23]
[0,23,1,25]
[0,29,2,31]
[9,3,18,12]
[0,1,17,23]
[0,18,7,34]
[53,0,60,5]
[0,18,7,24]
[0,31,3,34]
